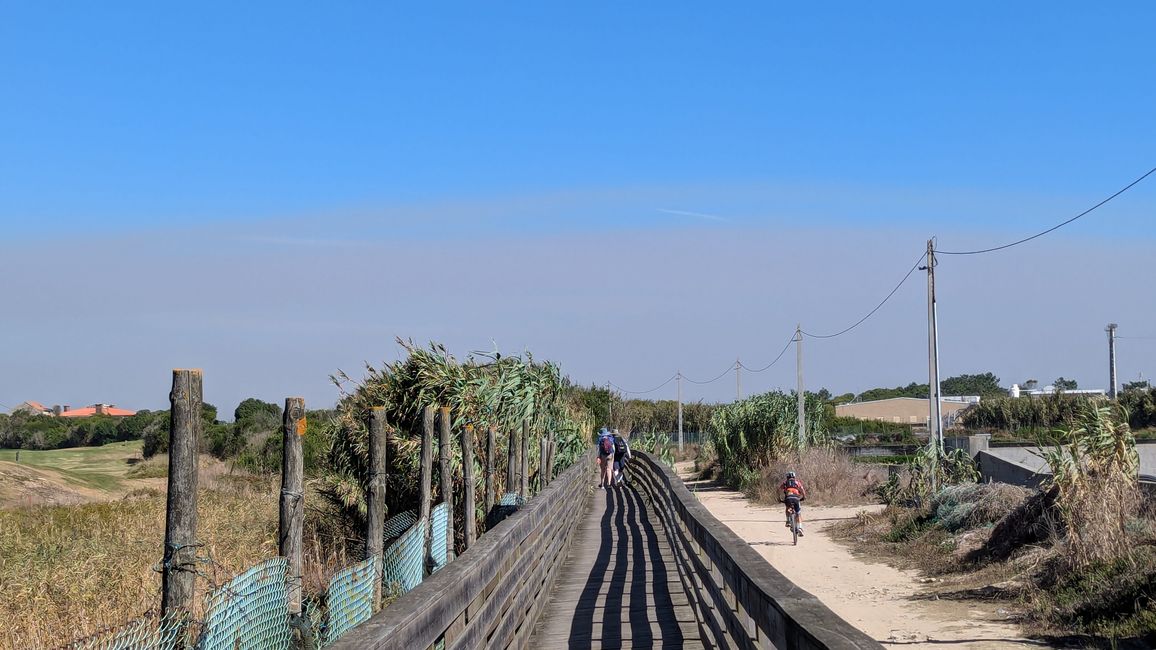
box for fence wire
[382,517,425,595]
[195,557,292,650]
[429,502,449,573]
[320,555,378,646]
[63,612,183,650]
[55,487,512,649]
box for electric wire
[938,166,1156,255]
[739,334,797,373]
[609,373,678,395]
[801,251,928,339]
[683,365,736,385]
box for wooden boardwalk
[529,482,705,649]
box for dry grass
[0,465,352,650]
[744,447,887,507]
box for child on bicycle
[780,471,806,536]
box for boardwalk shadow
[568,486,684,649]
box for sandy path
[675,463,1048,649]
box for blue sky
[2,3,1155,412]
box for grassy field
[0,441,146,493]
[0,468,350,650]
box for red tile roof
[58,405,137,418]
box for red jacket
[780,478,806,499]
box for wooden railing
[330,453,594,650]
[630,452,883,650]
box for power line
[609,373,678,395]
[739,334,796,373]
[683,365,735,385]
[801,251,928,339]
[939,166,1156,255]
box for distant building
[835,396,978,428]
[58,403,137,418]
[9,400,53,416]
[1009,384,1106,398]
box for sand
[676,463,1051,649]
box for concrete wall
[976,450,1049,489]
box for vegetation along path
[677,464,1048,649]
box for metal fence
[56,499,487,650]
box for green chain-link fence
[55,488,524,650]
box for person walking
[611,429,631,487]
[596,427,615,489]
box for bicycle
[787,509,799,545]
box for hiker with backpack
[596,427,615,489]
[611,429,631,487]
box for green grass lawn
[0,441,145,492]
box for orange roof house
[58,404,137,418]
[10,401,53,416]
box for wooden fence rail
[331,453,595,650]
[629,452,883,650]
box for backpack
[613,435,628,454]
[784,478,802,497]
[600,435,613,454]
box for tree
[857,382,928,402]
[941,372,1005,397]
[1123,380,1151,392]
[1055,377,1079,391]
[234,398,281,423]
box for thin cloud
[657,208,732,223]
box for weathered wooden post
[519,420,529,497]
[462,423,476,548]
[280,397,307,641]
[419,406,434,569]
[366,407,388,610]
[545,434,554,481]
[539,435,548,492]
[485,426,496,515]
[510,425,520,490]
[438,406,455,562]
[161,369,202,621]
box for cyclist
[780,471,807,536]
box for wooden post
[506,426,517,495]
[161,369,202,620]
[539,435,548,492]
[280,397,306,623]
[438,406,455,562]
[520,420,529,497]
[485,426,496,515]
[366,407,388,609]
[462,424,476,548]
[548,436,556,481]
[419,406,434,568]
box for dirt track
[676,463,1051,649]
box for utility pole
[677,371,684,452]
[735,358,742,401]
[606,381,613,427]
[922,239,944,488]
[1107,323,1118,400]
[796,325,805,447]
